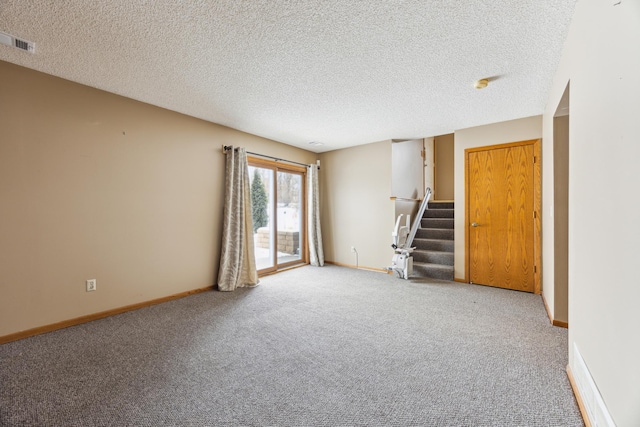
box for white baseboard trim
[571,343,616,427]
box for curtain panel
[217,147,259,291]
[307,164,324,266]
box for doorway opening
[248,157,307,275]
[553,83,570,325]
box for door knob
[471,222,479,227]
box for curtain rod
[222,145,318,169]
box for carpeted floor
[0,265,583,426]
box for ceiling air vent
[0,31,35,53]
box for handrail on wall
[404,187,432,249]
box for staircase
[412,201,454,281]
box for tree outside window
[251,169,269,233]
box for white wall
[392,139,424,233]
[453,116,542,280]
[543,1,640,425]
[392,139,423,199]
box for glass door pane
[276,171,303,266]
[249,166,275,271]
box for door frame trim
[248,157,308,276]
[464,139,541,294]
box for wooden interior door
[467,142,536,292]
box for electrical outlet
[86,279,97,292]
[351,246,356,253]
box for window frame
[248,156,308,275]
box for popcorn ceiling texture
[0,0,576,152]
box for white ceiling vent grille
[0,31,35,53]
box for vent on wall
[0,31,35,53]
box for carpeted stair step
[416,228,454,240]
[421,218,454,229]
[410,201,455,281]
[413,238,454,252]
[428,201,454,210]
[423,208,454,219]
[412,262,454,281]
[412,249,454,266]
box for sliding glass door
[276,170,303,266]
[248,159,306,274]
[249,165,275,271]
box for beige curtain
[217,147,259,291]
[307,164,324,266]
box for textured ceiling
[0,1,576,153]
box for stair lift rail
[404,187,432,250]
[387,187,432,279]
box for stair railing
[404,187,432,250]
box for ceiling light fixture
[474,79,489,89]
[308,141,324,146]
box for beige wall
[0,61,317,337]
[453,116,542,281]
[423,137,435,194]
[319,141,394,270]
[434,133,454,200]
[543,1,640,425]
[552,114,569,323]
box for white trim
[572,343,617,427]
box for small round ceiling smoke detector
[474,79,489,89]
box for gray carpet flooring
[0,265,583,426]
